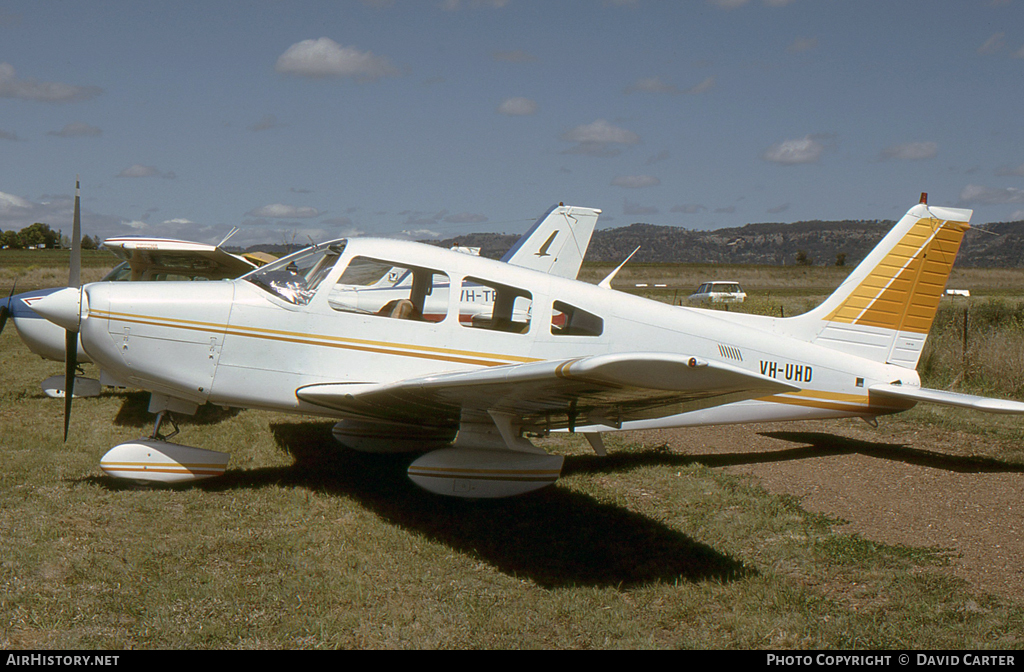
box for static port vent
[718,344,743,361]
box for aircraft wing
[102,237,256,281]
[869,383,1024,414]
[296,352,800,430]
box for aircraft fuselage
[76,236,916,429]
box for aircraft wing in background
[101,236,261,281]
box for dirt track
[629,418,1024,602]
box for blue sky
[1,0,1023,247]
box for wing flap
[869,383,1024,414]
[296,352,799,429]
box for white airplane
[33,188,1024,498]
[4,202,598,398]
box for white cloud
[612,175,660,188]
[761,135,828,165]
[247,204,321,219]
[47,122,102,137]
[879,141,938,161]
[275,38,399,81]
[497,97,537,116]
[978,32,1006,55]
[959,184,1024,205]
[686,76,716,94]
[560,120,640,156]
[397,228,440,239]
[117,164,176,179]
[0,191,33,211]
[0,62,102,103]
[671,204,707,214]
[995,163,1024,177]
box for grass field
[2,254,1024,649]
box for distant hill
[427,218,1024,268]
[244,218,1024,268]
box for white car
[688,281,746,304]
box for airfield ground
[628,417,1024,601]
[2,258,1023,648]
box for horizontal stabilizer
[869,383,1024,414]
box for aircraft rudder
[789,202,972,367]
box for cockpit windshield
[245,241,346,305]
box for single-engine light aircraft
[32,187,1024,498]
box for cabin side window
[329,256,449,322]
[459,277,531,334]
[550,301,603,337]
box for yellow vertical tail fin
[793,203,972,368]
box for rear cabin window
[459,277,531,334]
[329,256,449,322]
[551,301,603,337]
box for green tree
[19,222,60,249]
[1,229,23,249]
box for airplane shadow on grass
[90,419,752,590]
[80,416,1024,589]
[560,431,1024,477]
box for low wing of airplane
[297,352,797,430]
[30,187,1024,499]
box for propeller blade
[69,178,81,289]
[63,179,82,442]
[63,328,78,442]
[0,279,16,336]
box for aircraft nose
[30,287,86,332]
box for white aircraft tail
[785,200,972,369]
[501,204,600,279]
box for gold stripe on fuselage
[761,388,912,414]
[90,309,541,368]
